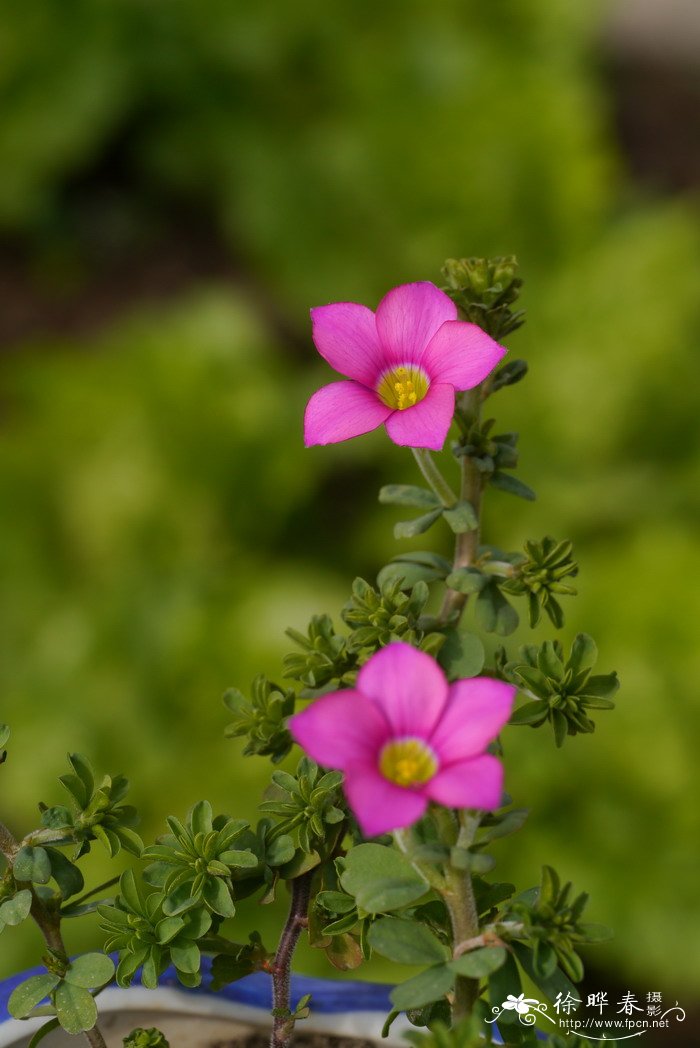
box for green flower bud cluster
[500,536,578,628]
[258,757,346,856]
[441,255,525,339]
[38,752,142,859]
[505,866,611,983]
[224,675,295,762]
[506,635,619,747]
[141,801,255,920]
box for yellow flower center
[376,365,429,411]
[379,737,438,787]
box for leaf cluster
[8,953,115,1035]
[259,757,346,857]
[378,483,479,542]
[223,675,295,763]
[504,866,612,983]
[39,753,142,859]
[453,421,535,503]
[99,868,211,988]
[341,577,444,657]
[123,1029,170,1048]
[142,801,253,920]
[506,635,619,746]
[500,537,578,629]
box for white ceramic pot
[0,961,412,1047]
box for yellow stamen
[376,365,429,411]
[379,737,438,788]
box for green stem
[441,811,482,1024]
[0,819,19,863]
[438,389,484,625]
[0,820,107,1048]
[411,448,458,507]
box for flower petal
[384,382,455,450]
[289,690,390,769]
[310,303,386,385]
[344,763,428,836]
[304,381,392,446]
[421,320,507,390]
[357,642,449,739]
[424,753,504,810]
[375,282,457,364]
[429,678,516,764]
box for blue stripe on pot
[0,957,394,1022]
[0,959,544,1042]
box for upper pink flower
[289,642,516,837]
[304,282,507,451]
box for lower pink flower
[289,642,515,837]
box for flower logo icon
[502,993,540,1015]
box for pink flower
[289,642,515,837]
[304,282,506,451]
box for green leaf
[390,964,454,1010]
[379,485,441,509]
[394,508,443,539]
[368,917,449,966]
[478,809,529,842]
[377,552,452,590]
[171,940,201,974]
[0,725,9,749]
[513,665,549,694]
[202,876,236,917]
[445,568,487,594]
[13,846,52,885]
[0,889,32,927]
[552,709,568,747]
[54,980,98,1034]
[68,754,95,799]
[474,583,518,635]
[316,890,355,914]
[27,1018,61,1048]
[489,471,536,501]
[189,800,213,836]
[340,843,429,913]
[537,641,564,679]
[219,849,258,869]
[568,634,598,674]
[443,500,478,533]
[580,673,619,699]
[509,701,548,726]
[578,922,613,943]
[47,848,85,900]
[438,628,485,679]
[9,974,60,1018]
[64,953,115,990]
[511,941,579,1003]
[449,946,507,978]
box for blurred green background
[1,0,699,1018]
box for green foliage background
[1,0,699,1000]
